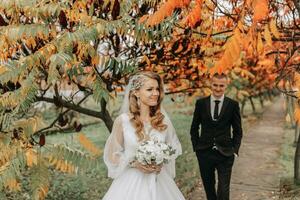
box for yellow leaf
[295,91,300,99]
[233,28,242,43]
[0,65,8,75]
[142,55,151,66]
[237,21,244,31]
[294,72,300,82]
[270,19,280,39]
[25,149,37,167]
[257,32,264,54]
[56,160,63,171]
[5,179,21,191]
[263,25,273,46]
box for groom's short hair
[212,73,228,80]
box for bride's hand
[150,164,162,174]
[131,161,162,174]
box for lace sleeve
[164,115,182,178]
[103,115,130,179]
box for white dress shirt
[210,95,224,121]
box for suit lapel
[218,97,229,120]
[205,96,213,121]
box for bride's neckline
[143,121,151,126]
[126,113,151,125]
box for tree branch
[293,0,300,16]
[165,86,208,95]
[34,93,94,135]
[35,96,104,119]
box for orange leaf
[253,0,268,22]
[202,28,212,44]
[139,15,149,24]
[77,133,102,156]
[146,0,190,26]
[183,0,203,27]
[245,0,253,7]
[209,66,217,75]
[258,58,274,67]
[295,105,300,124]
[217,65,224,74]
[92,55,100,66]
[230,37,241,58]
[293,55,300,63]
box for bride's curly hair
[128,71,167,141]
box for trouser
[196,148,235,200]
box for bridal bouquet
[135,140,176,165]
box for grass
[43,97,199,199]
[279,125,300,199]
[2,95,274,199]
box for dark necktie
[214,100,220,120]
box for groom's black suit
[190,95,242,200]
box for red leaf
[39,134,46,147]
[58,10,68,28]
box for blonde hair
[128,71,167,141]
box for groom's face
[211,76,228,98]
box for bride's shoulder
[114,113,131,124]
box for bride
[102,71,185,200]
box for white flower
[134,140,176,166]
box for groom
[190,73,243,200]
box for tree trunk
[286,95,296,127]
[295,124,300,147]
[294,124,300,184]
[249,96,256,112]
[267,91,272,101]
[259,94,264,108]
[101,98,114,132]
[241,99,246,117]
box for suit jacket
[190,95,243,156]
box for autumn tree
[1,0,300,198]
[0,0,177,198]
[138,0,300,183]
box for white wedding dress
[102,113,185,200]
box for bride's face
[136,77,160,107]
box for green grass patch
[3,95,273,199]
[279,126,300,199]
